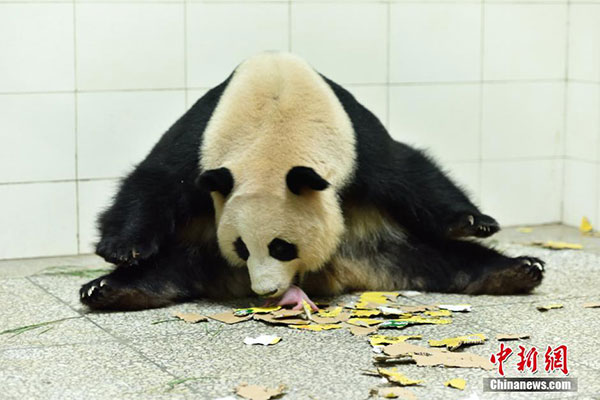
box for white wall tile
[77,90,186,180]
[389,84,480,163]
[76,4,184,91]
[390,4,481,83]
[345,85,388,128]
[187,3,289,88]
[0,4,74,92]
[568,5,600,82]
[481,159,562,226]
[291,3,387,84]
[483,4,567,81]
[565,82,600,162]
[0,182,77,259]
[78,179,119,254]
[0,94,75,183]
[445,161,481,205]
[482,82,564,160]
[562,160,598,227]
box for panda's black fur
[80,56,544,310]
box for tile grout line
[560,0,571,225]
[73,0,81,254]
[478,0,485,204]
[1,155,582,188]
[183,0,188,109]
[385,0,391,129]
[0,79,573,97]
[287,0,292,52]
[0,177,119,186]
[24,276,198,391]
[597,81,600,225]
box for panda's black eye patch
[234,237,249,261]
[268,238,297,261]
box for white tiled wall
[0,0,597,260]
[563,3,600,228]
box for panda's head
[197,166,344,297]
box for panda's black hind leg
[80,265,191,311]
[80,243,252,311]
[387,238,545,295]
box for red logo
[545,345,569,375]
[490,343,513,376]
[491,344,569,376]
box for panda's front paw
[96,235,159,266]
[447,212,500,239]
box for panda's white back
[199,53,356,196]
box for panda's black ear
[286,166,330,195]
[196,167,234,197]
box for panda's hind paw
[80,276,118,309]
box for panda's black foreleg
[81,243,251,311]
[95,81,229,266]
[391,238,544,295]
[95,163,210,266]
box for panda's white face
[212,186,344,297]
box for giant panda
[80,53,544,311]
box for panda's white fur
[200,53,356,296]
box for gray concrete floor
[1,224,599,400]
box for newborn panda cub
[80,53,544,311]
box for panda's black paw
[447,213,500,238]
[513,256,545,284]
[80,275,119,309]
[96,235,159,266]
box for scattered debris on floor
[496,333,530,341]
[381,341,493,370]
[529,241,583,250]
[376,367,424,386]
[235,383,286,400]
[173,312,207,323]
[243,334,281,346]
[165,292,515,397]
[437,304,471,312]
[369,386,417,399]
[428,333,486,351]
[579,216,600,237]
[207,311,252,324]
[444,378,466,390]
[583,302,600,308]
[516,227,533,233]
[580,217,593,234]
[536,303,564,312]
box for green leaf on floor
[0,316,81,338]
[165,376,213,391]
[37,265,111,279]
